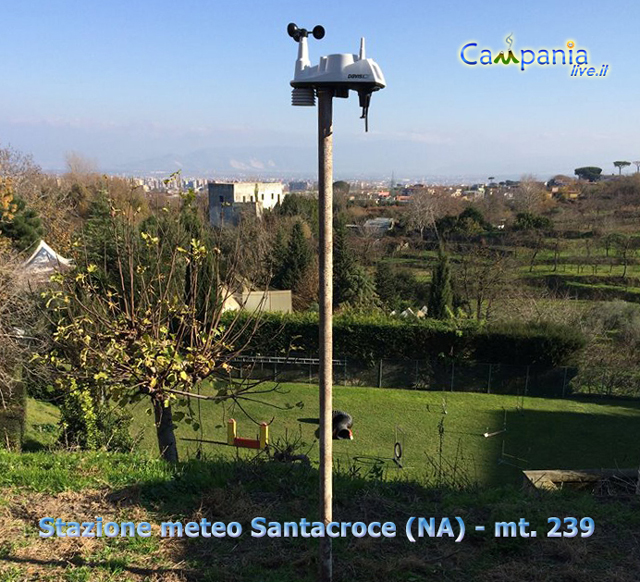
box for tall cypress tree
[333,218,378,309]
[273,221,312,291]
[428,251,453,319]
[333,218,357,306]
[281,221,312,291]
[374,261,396,307]
[270,227,288,289]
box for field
[382,240,640,301]
[25,384,640,486]
[8,385,639,580]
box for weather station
[287,23,386,131]
[286,23,386,582]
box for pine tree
[270,227,288,289]
[333,218,378,310]
[273,221,312,291]
[333,218,357,306]
[0,194,43,251]
[375,261,396,307]
[428,251,453,319]
[281,221,312,291]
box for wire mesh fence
[229,356,640,398]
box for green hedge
[472,321,586,368]
[223,313,584,368]
[0,367,27,452]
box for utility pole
[317,87,334,582]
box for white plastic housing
[291,36,386,93]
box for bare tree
[407,189,441,239]
[65,151,99,178]
[611,234,635,279]
[0,243,24,403]
[552,236,565,273]
[453,243,512,320]
[513,175,548,214]
[0,144,42,208]
[352,220,384,266]
[494,285,586,326]
[0,239,47,411]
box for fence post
[525,366,530,397]
[487,364,492,394]
[344,359,347,386]
[378,359,383,389]
[414,360,419,389]
[450,362,455,392]
[562,366,568,398]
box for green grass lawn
[23,398,61,451]
[120,384,640,486]
[24,385,640,486]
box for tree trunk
[529,249,539,273]
[153,398,179,463]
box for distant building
[288,180,312,193]
[208,182,285,226]
[363,217,395,235]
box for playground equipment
[483,408,507,439]
[393,426,405,468]
[227,418,269,450]
[353,426,405,469]
[483,408,528,468]
[332,410,353,440]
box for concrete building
[208,182,285,226]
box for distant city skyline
[1,0,638,180]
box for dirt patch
[0,488,184,581]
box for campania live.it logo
[460,34,610,77]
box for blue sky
[1,0,639,180]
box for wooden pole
[317,88,334,582]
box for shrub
[473,321,586,368]
[223,313,584,367]
[59,381,134,453]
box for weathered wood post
[317,88,334,582]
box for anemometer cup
[287,23,325,42]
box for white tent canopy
[22,240,72,276]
